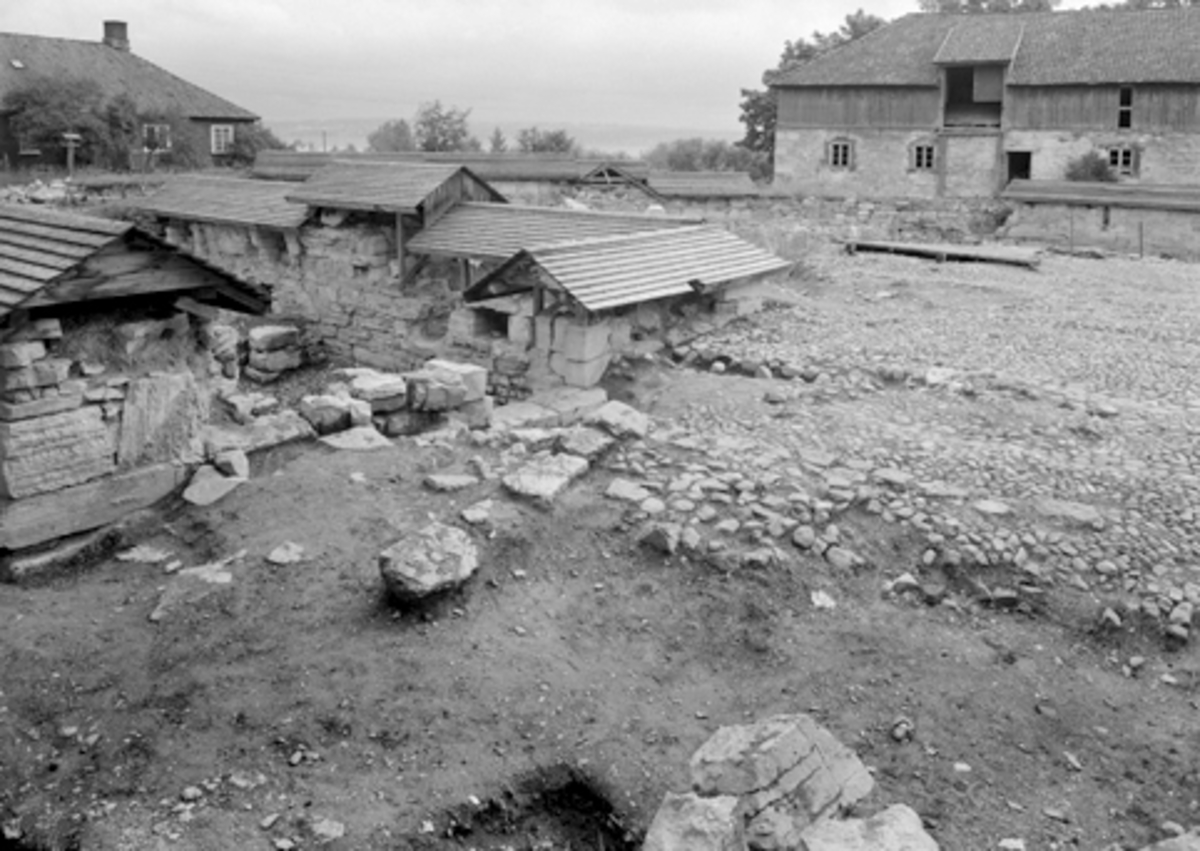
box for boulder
[690,714,874,829]
[640,522,682,555]
[643,792,745,851]
[213,448,250,480]
[796,804,939,851]
[379,521,479,601]
[586,400,650,440]
[502,453,590,508]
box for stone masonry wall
[1001,201,1200,260]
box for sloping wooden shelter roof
[285,162,504,214]
[137,175,309,229]
[645,171,760,199]
[0,205,267,320]
[466,225,792,313]
[407,202,702,262]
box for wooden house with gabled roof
[768,7,1200,198]
[0,20,258,169]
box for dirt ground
[3,247,1200,851]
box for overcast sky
[2,0,1091,141]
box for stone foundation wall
[0,309,216,552]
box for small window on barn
[142,124,171,152]
[911,143,936,172]
[828,139,855,170]
[1108,145,1137,177]
[211,124,234,155]
[1118,87,1133,129]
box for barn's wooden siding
[1007,85,1200,132]
[777,87,940,129]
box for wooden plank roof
[137,175,310,229]
[0,32,256,120]
[407,202,702,262]
[0,205,266,320]
[253,150,651,184]
[285,162,503,214]
[469,225,792,313]
[769,9,1200,89]
[645,171,759,199]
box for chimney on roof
[103,21,129,51]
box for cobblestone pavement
[608,250,1200,640]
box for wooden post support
[1138,221,1144,258]
[395,216,407,280]
[1068,208,1075,255]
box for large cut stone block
[0,341,46,369]
[249,325,300,352]
[552,318,611,362]
[0,462,189,551]
[502,453,590,508]
[0,393,83,422]
[530,386,608,425]
[117,372,206,468]
[0,406,116,498]
[690,714,874,826]
[490,400,558,431]
[643,792,745,851]
[249,347,302,373]
[0,359,71,392]
[424,359,488,403]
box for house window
[828,139,854,170]
[142,124,171,151]
[1108,146,1137,177]
[911,143,936,171]
[211,124,234,155]
[1118,87,1133,129]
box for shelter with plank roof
[0,204,269,559]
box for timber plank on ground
[845,239,1041,269]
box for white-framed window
[211,124,234,155]
[828,138,855,170]
[911,143,936,171]
[142,123,171,151]
[1108,145,1137,177]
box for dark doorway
[1007,151,1032,182]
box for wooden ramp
[845,239,1041,269]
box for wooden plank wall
[1008,85,1200,132]
[777,87,940,129]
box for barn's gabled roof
[408,202,702,262]
[0,205,267,319]
[137,175,309,230]
[0,32,257,120]
[466,225,792,313]
[285,162,505,214]
[768,8,1200,89]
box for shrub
[1065,151,1116,183]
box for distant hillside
[265,117,741,158]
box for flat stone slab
[319,427,392,451]
[503,453,590,507]
[529,386,609,425]
[586,400,650,440]
[606,478,652,503]
[424,474,480,492]
[558,426,616,460]
[972,499,1013,517]
[491,400,559,431]
[183,465,245,507]
[0,462,189,552]
[203,410,316,456]
[1034,497,1105,529]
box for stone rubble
[378,521,479,601]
